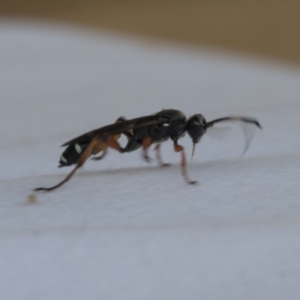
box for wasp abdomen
[58,143,89,167]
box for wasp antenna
[207,116,262,129]
[255,120,262,129]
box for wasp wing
[61,114,165,147]
[206,126,231,140]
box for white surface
[1,20,300,300]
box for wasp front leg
[174,141,197,185]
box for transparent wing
[206,126,231,140]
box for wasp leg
[91,149,108,161]
[154,143,170,167]
[34,137,99,192]
[122,130,133,140]
[105,136,125,153]
[174,141,197,185]
[142,136,153,163]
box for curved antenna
[206,116,262,157]
[239,121,259,158]
[206,116,262,129]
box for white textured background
[1,20,300,300]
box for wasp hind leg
[34,137,99,192]
[91,149,108,161]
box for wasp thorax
[186,114,207,143]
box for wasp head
[186,114,207,159]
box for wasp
[34,109,261,191]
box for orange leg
[91,149,108,161]
[34,137,99,192]
[174,142,197,185]
[106,136,125,153]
